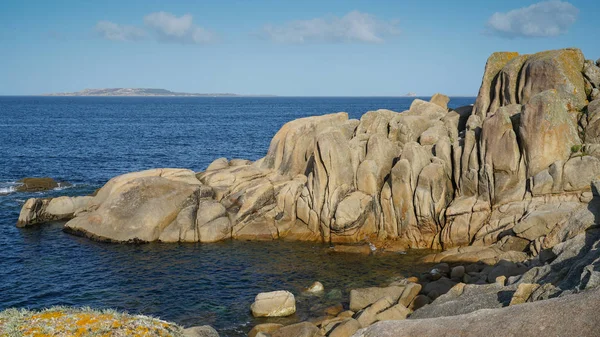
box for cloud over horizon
[486,1,578,38]
[261,10,400,44]
[95,21,146,42]
[95,12,215,44]
[144,12,215,44]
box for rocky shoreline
[12,48,600,336]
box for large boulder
[479,104,525,204]
[262,112,348,176]
[250,290,296,317]
[430,93,450,110]
[518,48,586,110]
[64,169,202,242]
[472,51,519,118]
[519,90,580,178]
[349,286,405,312]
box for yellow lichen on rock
[0,307,187,337]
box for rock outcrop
[16,49,600,263]
[352,286,600,337]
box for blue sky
[1,0,598,96]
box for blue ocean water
[0,96,475,335]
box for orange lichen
[1,307,185,337]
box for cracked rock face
[16,49,600,257]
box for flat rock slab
[410,283,513,319]
[349,286,405,312]
[353,287,600,337]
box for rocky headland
[14,48,600,336]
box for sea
[0,96,475,336]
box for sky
[1,0,598,96]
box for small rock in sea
[306,281,324,294]
[16,177,66,192]
[250,290,296,317]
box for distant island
[44,88,274,97]
[404,92,417,97]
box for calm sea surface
[0,96,475,335]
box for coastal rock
[16,177,62,192]
[349,286,405,312]
[584,60,600,88]
[519,89,580,178]
[429,93,450,110]
[472,51,519,118]
[356,297,394,327]
[15,49,600,256]
[249,323,283,337]
[262,112,348,176]
[509,283,540,305]
[17,196,92,227]
[65,172,201,242]
[328,319,361,337]
[271,322,322,337]
[206,158,229,171]
[250,290,296,317]
[353,287,600,337]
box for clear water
[0,96,475,335]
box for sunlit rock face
[17,49,600,260]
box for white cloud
[486,1,578,38]
[143,12,215,44]
[95,21,146,41]
[261,10,400,44]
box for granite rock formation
[17,49,600,264]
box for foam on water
[0,182,17,195]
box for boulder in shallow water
[251,290,296,317]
